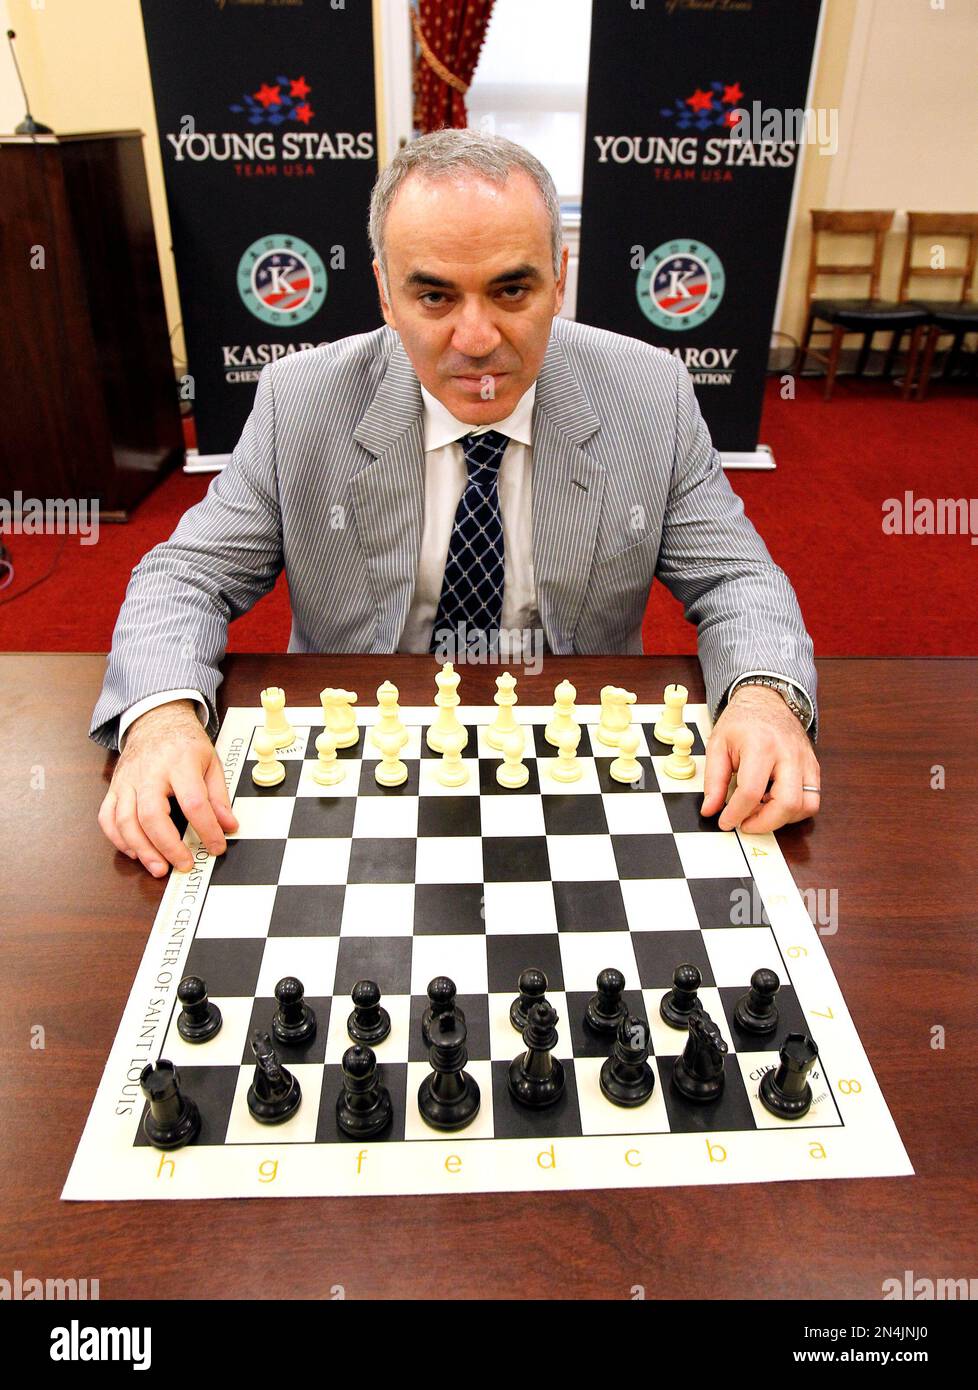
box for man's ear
[372,259,395,327]
[553,244,569,316]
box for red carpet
[1,376,975,656]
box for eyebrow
[403,264,543,291]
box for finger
[137,786,195,872]
[114,783,169,877]
[718,748,774,830]
[701,732,733,817]
[97,789,136,859]
[740,754,807,834]
[204,753,239,835]
[171,764,229,857]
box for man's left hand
[701,685,821,833]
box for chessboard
[64,689,912,1200]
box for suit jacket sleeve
[655,358,818,734]
[89,365,283,749]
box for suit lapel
[351,330,425,651]
[531,330,604,653]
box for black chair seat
[910,299,978,331]
[810,297,930,329]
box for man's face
[372,169,567,424]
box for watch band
[732,676,808,725]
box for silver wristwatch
[733,676,809,725]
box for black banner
[577,0,822,453]
[140,0,380,456]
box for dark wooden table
[3,653,976,1300]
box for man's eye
[421,292,446,306]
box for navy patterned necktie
[430,428,509,651]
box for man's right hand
[97,700,238,877]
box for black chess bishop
[247,1031,301,1124]
[734,968,780,1035]
[418,1008,480,1131]
[510,967,548,1032]
[422,976,465,1047]
[600,1015,655,1108]
[759,1033,819,1119]
[272,975,317,1047]
[336,1044,392,1138]
[585,967,627,1036]
[660,962,702,1029]
[672,1007,727,1103]
[509,1000,565,1108]
[176,975,222,1043]
[347,979,391,1045]
[140,1059,200,1149]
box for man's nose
[450,298,503,361]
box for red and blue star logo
[660,81,744,131]
[229,75,315,128]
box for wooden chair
[799,210,929,400]
[897,212,978,400]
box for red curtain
[412,0,496,133]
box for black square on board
[658,1055,757,1134]
[413,884,486,935]
[565,989,648,1058]
[630,930,716,991]
[718,983,807,1053]
[662,793,722,834]
[357,762,420,796]
[417,796,482,838]
[482,835,550,883]
[490,1059,583,1139]
[612,833,685,880]
[689,877,760,929]
[134,1065,238,1147]
[288,796,357,839]
[347,837,417,884]
[184,937,266,997]
[419,725,478,758]
[306,727,364,759]
[532,725,593,759]
[478,759,541,795]
[316,1061,408,1143]
[408,994,491,1062]
[596,758,658,794]
[209,838,286,887]
[269,885,345,937]
[334,937,413,996]
[552,880,628,932]
[242,997,331,1065]
[486,933,564,993]
[541,794,608,836]
[644,722,706,757]
[237,761,301,798]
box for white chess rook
[260,686,295,750]
[654,683,688,745]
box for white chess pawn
[609,727,643,785]
[320,687,359,749]
[427,661,467,754]
[435,727,469,788]
[496,726,529,789]
[662,727,696,781]
[312,728,345,787]
[545,679,579,747]
[485,671,519,751]
[260,686,294,750]
[550,726,582,784]
[252,731,286,787]
[374,727,408,788]
[597,685,637,748]
[653,683,688,746]
[371,679,405,749]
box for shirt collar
[420,379,536,453]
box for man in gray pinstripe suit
[94,130,821,878]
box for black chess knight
[247,1031,301,1124]
[671,1007,727,1103]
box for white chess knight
[485,671,519,751]
[371,679,405,750]
[653,683,688,745]
[312,728,345,787]
[252,730,285,787]
[597,685,637,748]
[260,686,294,750]
[545,679,579,747]
[662,727,696,781]
[320,687,359,748]
[427,661,468,754]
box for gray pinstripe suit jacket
[90,316,817,749]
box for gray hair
[368,128,563,298]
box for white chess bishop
[371,680,405,750]
[545,679,579,747]
[485,671,520,751]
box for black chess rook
[660,962,702,1029]
[247,1030,301,1124]
[336,1044,393,1138]
[418,1008,481,1131]
[140,1060,200,1149]
[509,1000,565,1108]
[176,975,222,1043]
[671,1007,727,1103]
[600,1015,655,1107]
[759,1033,819,1119]
[510,967,548,1032]
[347,979,391,1045]
[272,975,317,1047]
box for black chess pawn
[659,962,702,1029]
[272,976,317,1047]
[671,1007,727,1103]
[247,1030,301,1124]
[585,967,627,1036]
[422,976,465,1047]
[418,1008,481,1131]
[734,968,781,1036]
[510,967,548,1032]
[600,1015,655,1108]
[176,975,222,1043]
[140,1059,200,1149]
[347,979,391,1045]
[759,1033,819,1119]
[509,1000,565,1108]
[336,1044,393,1139]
